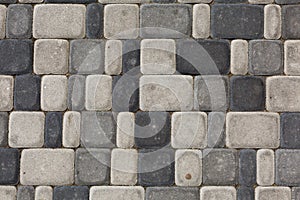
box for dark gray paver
[215,0,247,2]
[45,112,63,148]
[239,149,256,186]
[283,6,300,39]
[0,0,16,3]
[276,0,300,4]
[280,113,300,149]
[68,75,85,111]
[146,187,199,200]
[53,186,89,200]
[293,187,300,200]
[0,148,19,185]
[122,40,140,73]
[0,113,8,147]
[17,186,34,200]
[237,187,254,200]
[86,3,103,39]
[46,0,96,2]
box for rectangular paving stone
[284,40,300,75]
[68,75,85,111]
[35,186,52,200]
[75,148,110,185]
[230,40,248,75]
[14,74,41,111]
[20,149,74,185]
[276,0,300,3]
[283,6,300,39]
[257,149,275,186]
[0,75,13,111]
[0,40,32,75]
[140,4,192,38]
[0,6,5,39]
[17,186,34,200]
[45,112,63,148]
[86,3,103,39]
[0,113,7,147]
[46,0,95,2]
[255,187,291,200]
[117,112,135,148]
[280,113,300,149]
[53,186,89,200]
[6,4,32,39]
[249,0,273,3]
[237,187,254,200]
[140,75,193,111]
[266,76,300,112]
[211,4,264,39]
[293,187,300,200]
[239,149,256,186]
[33,4,86,38]
[200,186,236,200]
[264,5,281,40]
[105,40,122,75]
[226,112,280,148]
[207,112,225,148]
[90,186,144,200]
[192,4,210,39]
[0,186,16,200]
[146,187,200,200]
[9,112,44,148]
[122,40,140,73]
[19,0,43,3]
[0,148,19,185]
[63,111,80,148]
[276,149,300,186]
[215,0,247,2]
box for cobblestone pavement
[0,0,300,199]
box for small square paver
[141,39,176,75]
[0,75,13,111]
[237,187,254,200]
[249,40,283,75]
[0,113,8,147]
[255,187,291,200]
[104,4,139,39]
[280,113,300,149]
[0,148,19,185]
[35,186,52,200]
[86,3,103,39]
[138,148,175,186]
[283,6,300,39]
[0,6,6,39]
[17,186,34,200]
[200,186,236,200]
[146,187,200,200]
[230,76,265,111]
[0,186,16,200]
[207,112,225,148]
[239,149,256,186]
[117,112,135,148]
[90,186,144,200]
[135,111,171,148]
[34,39,69,75]
[45,112,63,148]
[9,112,44,148]
[75,148,110,185]
[68,75,85,111]
[203,149,237,185]
[284,40,300,75]
[62,111,81,148]
[53,186,89,200]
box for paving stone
[214,0,247,2]
[81,111,116,148]
[194,76,229,111]
[0,148,19,185]
[62,111,80,148]
[249,40,283,75]
[41,75,68,111]
[90,186,144,200]
[140,75,193,111]
[19,0,43,3]
[122,40,140,73]
[135,111,170,148]
[46,0,95,3]
[179,0,211,3]
[239,149,256,186]
[266,76,300,112]
[14,74,41,111]
[85,75,112,111]
[20,149,74,185]
[0,40,32,75]
[53,186,89,200]
[86,3,103,39]
[257,149,275,186]
[33,4,85,38]
[138,148,175,186]
[280,113,300,148]
[226,112,280,148]
[207,112,225,148]
[0,113,8,147]
[0,6,5,39]
[105,40,122,75]
[200,186,236,200]
[264,5,281,40]
[75,148,110,185]
[35,186,52,200]
[255,187,291,200]
[141,39,176,75]
[171,112,207,149]
[34,39,69,75]
[0,186,16,200]
[203,149,237,185]
[283,6,300,39]
[68,75,85,111]
[9,112,44,148]
[70,40,104,74]
[292,187,300,200]
[104,4,139,39]
[192,4,210,39]
[146,187,200,200]
[276,0,300,3]
[140,4,192,38]
[249,0,273,3]
[211,4,264,39]
[237,187,254,200]
[45,112,63,148]
[276,149,300,186]
[0,76,13,111]
[6,5,32,39]
[284,40,300,75]
[230,76,265,111]
[230,40,248,75]
[117,112,135,148]
[175,150,202,186]
[17,186,34,200]
[111,149,138,185]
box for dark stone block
[215,0,247,2]
[0,148,19,185]
[0,0,16,3]
[45,112,63,148]
[68,75,85,111]
[17,186,34,200]
[0,113,8,147]
[86,3,103,39]
[46,0,96,3]
[280,113,300,149]
[146,187,200,200]
[122,40,140,73]
[276,0,300,4]
[239,149,256,186]
[237,187,254,200]
[283,6,300,39]
[53,186,89,200]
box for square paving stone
[135,111,171,148]
[86,4,103,39]
[35,186,53,200]
[207,112,225,148]
[237,187,254,200]
[53,186,89,200]
[17,186,34,200]
[146,187,200,200]
[0,148,19,185]
[14,74,41,111]
[276,149,300,186]
[0,113,7,147]
[138,148,175,186]
[239,149,256,186]
[0,40,32,75]
[203,149,238,185]
[280,113,300,149]
[140,4,192,38]
[122,40,140,73]
[249,40,283,75]
[283,6,300,39]
[45,112,63,148]
[0,76,13,111]
[230,76,265,111]
[70,40,105,74]
[293,187,300,200]
[68,75,85,111]
[211,4,264,39]
[0,186,16,199]
[200,186,236,200]
[75,148,110,185]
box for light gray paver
[90,186,145,200]
[230,40,248,75]
[0,6,6,39]
[284,40,300,75]
[105,40,122,75]
[35,186,53,200]
[192,4,210,39]
[264,5,281,39]
[117,112,135,148]
[0,186,16,200]
[0,75,13,111]
[200,186,236,200]
[62,111,80,148]
[257,149,275,186]
[249,0,274,4]
[255,187,291,200]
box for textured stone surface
[281,113,300,148]
[0,113,8,146]
[0,186,16,200]
[192,4,210,39]
[214,0,246,2]
[62,111,80,148]
[117,112,135,148]
[283,6,300,39]
[293,187,300,200]
[171,112,207,149]
[0,6,6,39]
[86,3,103,39]
[207,112,225,148]
[237,187,254,200]
[230,40,248,75]
[35,186,52,200]
[264,5,281,39]
[257,149,275,186]
[0,148,19,185]
[122,40,140,73]
[17,186,34,200]
[0,76,13,111]
[276,0,300,3]
[53,186,89,200]
[68,75,85,111]
[239,149,256,186]
[284,40,300,75]
[9,112,44,148]
[90,186,144,200]
[255,187,291,200]
[200,186,236,200]
[140,4,192,38]
[146,187,200,200]
[33,4,86,38]
[105,40,122,75]
[226,112,280,148]
[45,112,63,148]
